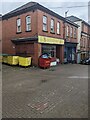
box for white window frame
[74,28,77,38]
[84,40,85,48]
[43,15,47,31]
[66,26,69,37]
[51,19,54,33]
[17,18,21,32]
[57,22,60,34]
[70,27,73,37]
[26,16,31,31]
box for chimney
[65,10,69,18]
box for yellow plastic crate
[7,56,19,65]
[19,57,31,67]
[3,56,8,63]
[0,56,2,62]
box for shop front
[38,36,64,64]
[64,42,77,63]
[12,36,64,66]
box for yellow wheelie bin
[19,56,31,67]
[7,56,19,65]
[0,54,2,63]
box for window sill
[25,30,32,32]
[42,30,48,32]
[50,31,55,34]
[16,32,22,34]
[57,33,61,35]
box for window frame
[66,25,69,37]
[57,22,60,34]
[50,19,55,33]
[70,27,73,37]
[16,18,21,33]
[74,28,77,38]
[26,16,31,31]
[43,15,47,32]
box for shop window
[43,16,47,31]
[51,19,55,33]
[26,16,31,31]
[57,22,60,34]
[17,18,21,33]
[42,45,56,57]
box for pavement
[2,64,88,118]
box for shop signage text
[38,36,64,45]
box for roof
[66,16,82,22]
[2,2,78,27]
[2,2,65,21]
[66,15,90,27]
[65,19,79,27]
[7,2,37,15]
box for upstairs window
[26,16,31,31]
[57,22,60,34]
[74,28,77,38]
[66,26,69,37]
[51,19,54,33]
[43,16,47,31]
[70,27,73,37]
[17,18,21,32]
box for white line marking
[68,76,88,79]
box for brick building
[2,2,78,66]
[67,16,90,63]
[64,19,78,63]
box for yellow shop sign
[38,36,64,45]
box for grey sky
[0,0,89,22]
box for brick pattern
[2,64,88,118]
[64,22,78,43]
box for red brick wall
[2,10,38,54]
[80,23,90,53]
[56,45,64,63]
[80,34,89,53]
[2,9,65,65]
[64,22,78,43]
[34,43,42,66]
[82,23,88,33]
[37,10,64,39]
[36,10,65,63]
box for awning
[11,36,38,43]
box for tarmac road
[2,64,88,118]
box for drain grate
[41,79,48,83]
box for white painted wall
[74,21,82,51]
[74,21,82,63]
